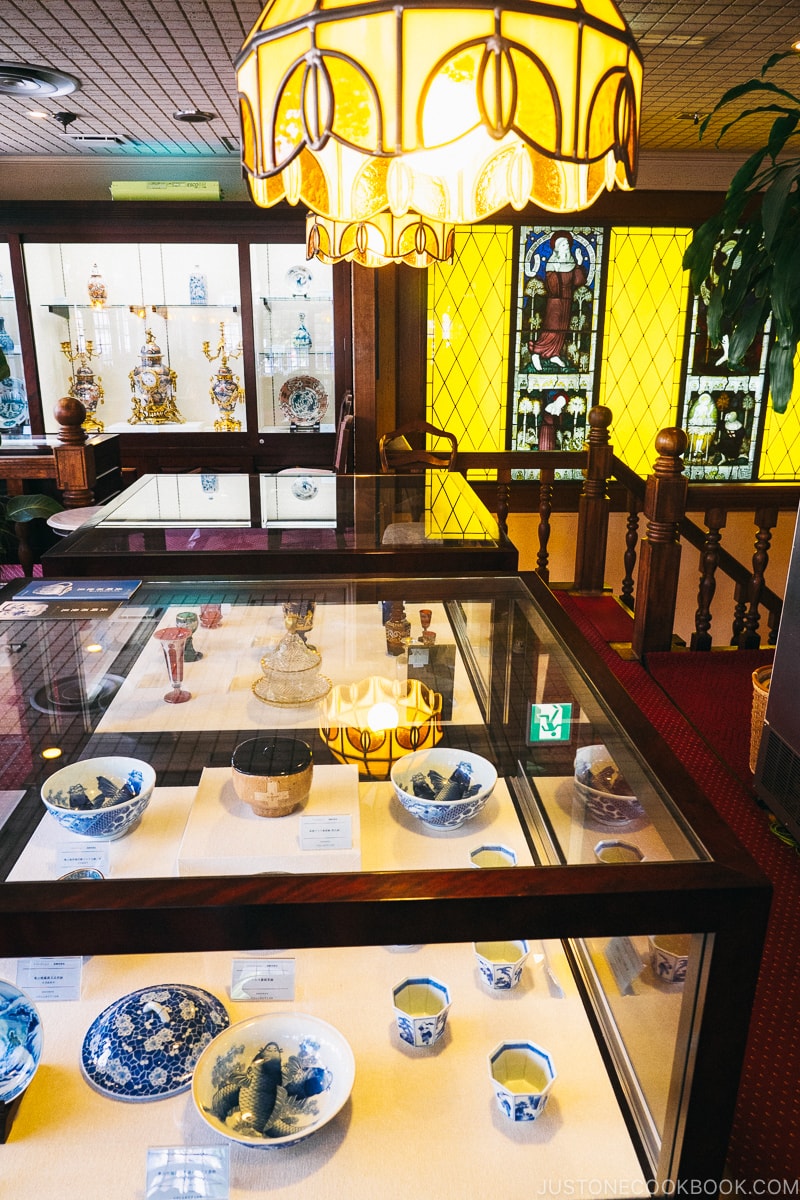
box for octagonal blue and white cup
[474,940,529,990]
[392,977,450,1048]
[489,1040,556,1122]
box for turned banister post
[738,503,779,649]
[631,427,688,661]
[536,468,554,581]
[691,506,727,651]
[52,396,96,509]
[574,404,613,591]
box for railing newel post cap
[653,427,688,476]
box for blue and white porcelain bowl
[41,755,156,840]
[192,1012,355,1148]
[390,747,497,829]
[81,984,229,1102]
[573,744,646,826]
[0,979,43,1105]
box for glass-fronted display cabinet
[250,243,335,434]
[0,241,30,437]
[24,242,244,435]
[0,210,350,473]
[0,570,768,1190]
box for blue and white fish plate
[192,1012,355,1148]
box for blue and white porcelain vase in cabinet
[189,265,208,305]
[0,316,15,355]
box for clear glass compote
[154,627,191,704]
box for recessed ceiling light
[0,62,80,97]
[173,108,216,123]
[27,110,49,119]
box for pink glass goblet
[154,627,191,704]
[199,603,222,629]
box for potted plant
[682,50,800,412]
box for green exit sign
[529,702,573,743]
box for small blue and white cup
[470,844,517,869]
[474,940,529,990]
[392,977,450,1047]
[489,1041,556,1122]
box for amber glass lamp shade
[320,676,443,780]
[236,0,642,265]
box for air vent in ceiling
[66,134,126,145]
[0,62,80,97]
[220,136,239,153]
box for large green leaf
[767,112,799,160]
[767,341,796,413]
[761,162,799,248]
[727,296,770,364]
[5,494,64,522]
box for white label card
[146,1146,230,1199]
[56,841,110,875]
[604,936,645,995]
[230,957,296,1001]
[17,956,83,1002]
[299,814,352,851]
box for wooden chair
[378,419,457,473]
[333,391,354,474]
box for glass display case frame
[0,568,769,1187]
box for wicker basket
[750,666,772,774]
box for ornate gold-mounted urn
[129,329,184,425]
[61,339,105,432]
[202,321,244,432]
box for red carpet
[565,592,635,642]
[555,590,800,1180]
[647,648,774,789]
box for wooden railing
[453,406,798,661]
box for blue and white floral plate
[278,375,328,427]
[0,979,43,1105]
[192,1012,355,1147]
[81,984,229,1102]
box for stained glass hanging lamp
[236,0,643,267]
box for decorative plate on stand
[279,375,328,427]
[286,264,313,295]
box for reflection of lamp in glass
[320,676,443,780]
[236,0,642,268]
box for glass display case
[39,470,519,578]
[250,243,335,434]
[0,571,769,1190]
[0,241,30,437]
[24,242,243,435]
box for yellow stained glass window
[759,349,800,479]
[427,226,513,458]
[597,227,691,475]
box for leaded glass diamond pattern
[598,228,691,476]
[760,355,800,479]
[427,226,512,456]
